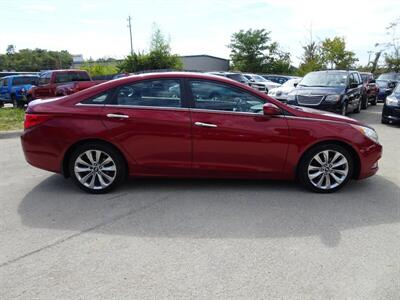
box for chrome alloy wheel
[74,150,117,190]
[307,150,349,190]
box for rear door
[346,73,360,110]
[102,78,192,176]
[187,79,290,178]
[0,78,7,100]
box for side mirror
[263,103,281,116]
[294,83,298,87]
[388,82,396,89]
[349,83,358,89]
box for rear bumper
[20,128,63,174]
[382,104,400,123]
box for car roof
[2,74,38,79]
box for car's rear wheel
[371,95,377,106]
[341,103,347,116]
[354,98,362,113]
[298,144,353,193]
[11,95,18,108]
[361,94,368,109]
[68,143,126,194]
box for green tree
[228,29,292,74]
[297,40,324,76]
[383,17,400,72]
[80,63,118,77]
[0,47,73,71]
[320,37,358,69]
[118,26,182,73]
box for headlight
[325,94,341,102]
[385,95,399,106]
[351,125,379,144]
[287,93,296,101]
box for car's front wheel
[69,143,126,194]
[298,144,353,193]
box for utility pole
[127,16,133,56]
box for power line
[127,16,133,56]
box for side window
[349,74,357,86]
[0,79,3,87]
[3,78,8,87]
[115,79,181,108]
[189,80,265,113]
[81,91,111,105]
[39,73,51,85]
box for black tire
[381,117,389,124]
[11,95,18,108]
[68,142,126,194]
[371,95,377,106]
[361,94,368,109]
[354,98,362,113]
[0,101,4,108]
[341,102,347,116]
[298,144,354,193]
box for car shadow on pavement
[18,174,400,247]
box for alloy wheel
[74,150,117,190]
[307,150,349,190]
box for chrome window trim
[104,104,189,111]
[189,107,265,117]
[75,103,105,107]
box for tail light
[24,114,51,129]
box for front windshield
[376,80,388,88]
[227,73,248,82]
[378,73,398,81]
[252,75,267,82]
[282,78,300,87]
[299,72,347,87]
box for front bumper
[358,141,382,179]
[382,104,400,123]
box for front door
[102,78,192,176]
[187,79,290,178]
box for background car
[287,70,363,115]
[208,71,252,86]
[261,74,295,84]
[359,72,379,106]
[376,79,396,102]
[0,75,38,108]
[268,77,302,102]
[27,70,106,100]
[244,73,281,93]
[21,72,381,194]
[377,72,400,83]
[381,83,400,124]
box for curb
[0,130,22,139]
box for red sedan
[21,72,382,193]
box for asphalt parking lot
[0,104,399,299]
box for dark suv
[287,70,363,115]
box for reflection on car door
[347,73,361,110]
[101,79,192,176]
[188,80,290,178]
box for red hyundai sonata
[21,72,382,193]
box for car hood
[293,86,345,95]
[287,105,364,126]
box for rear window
[12,76,38,86]
[55,72,90,83]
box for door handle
[106,113,129,119]
[194,122,218,128]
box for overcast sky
[0,0,399,66]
